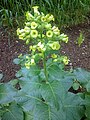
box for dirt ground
[0,23,90,82]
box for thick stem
[43,52,48,82]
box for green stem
[43,52,48,82]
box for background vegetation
[0,0,90,28]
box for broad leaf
[0,83,17,104]
[73,68,90,84]
[2,103,24,120]
[40,80,65,110]
[16,66,40,78]
[33,92,84,120]
[60,92,84,120]
[47,64,66,80]
[15,78,42,111]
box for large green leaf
[47,64,66,80]
[40,80,65,110]
[15,78,84,120]
[60,92,84,120]
[16,66,40,78]
[73,68,90,84]
[0,83,17,104]
[2,103,24,120]
[47,63,74,91]
[15,77,42,111]
[33,92,84,120]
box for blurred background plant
[0,0,90,28]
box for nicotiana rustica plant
[16,6,69,70]
[0,6,90,120]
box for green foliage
[76,32,85,47]
[0,0,90,28]
[0,6,90,120]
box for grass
[0,0,90,28]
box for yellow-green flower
[25,22,31,27]
[32,6,40,15]
[24,27,30,35]
[31,58,35,65]
[26,56,30,60]
[24,26,30,30]
[37,42,45,51]
[31,22,38,29]
[46,14,54,22]
[26,39,30,45]
[25,62,31,69]
[19,35,23,39]
[17,28,20,35]
[49,42,60,50]
[49,14,54,21]
[63,56,69,65]
[46,30,53,38]
[45,23,52,29]
[62,37,68,43]
[41,16,46,22]
[29,45,36,52]
[52,26,60,35]
[26,12,33,21]
[30,30,38,38]
[51,54,57,58]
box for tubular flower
[45,14,54,22]
[30,30,38,38]
[17,28,20,35]
[31,22,38,29]
[29,45,36,52]
[63,56,69,65]
[52,26,60,35]
[41,16,46,22]
[46,30,53,38]
[26,12,34,21]
[25,62,31,69]
[31,59,35,65]
[51,54,57,58]
[45,23,52,29]
[50,42,60,50]
[32,6,40,15]
[37,42,45,51]
[49,14,54,21]
[62,37,68,43]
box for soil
[0,23,90,82]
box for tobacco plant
[0,6,90,120]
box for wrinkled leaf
[73,68,90,84]
[47,64,66,80]
[0,83,17,104]
[2,103,23,120]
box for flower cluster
[17,6,69,68]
